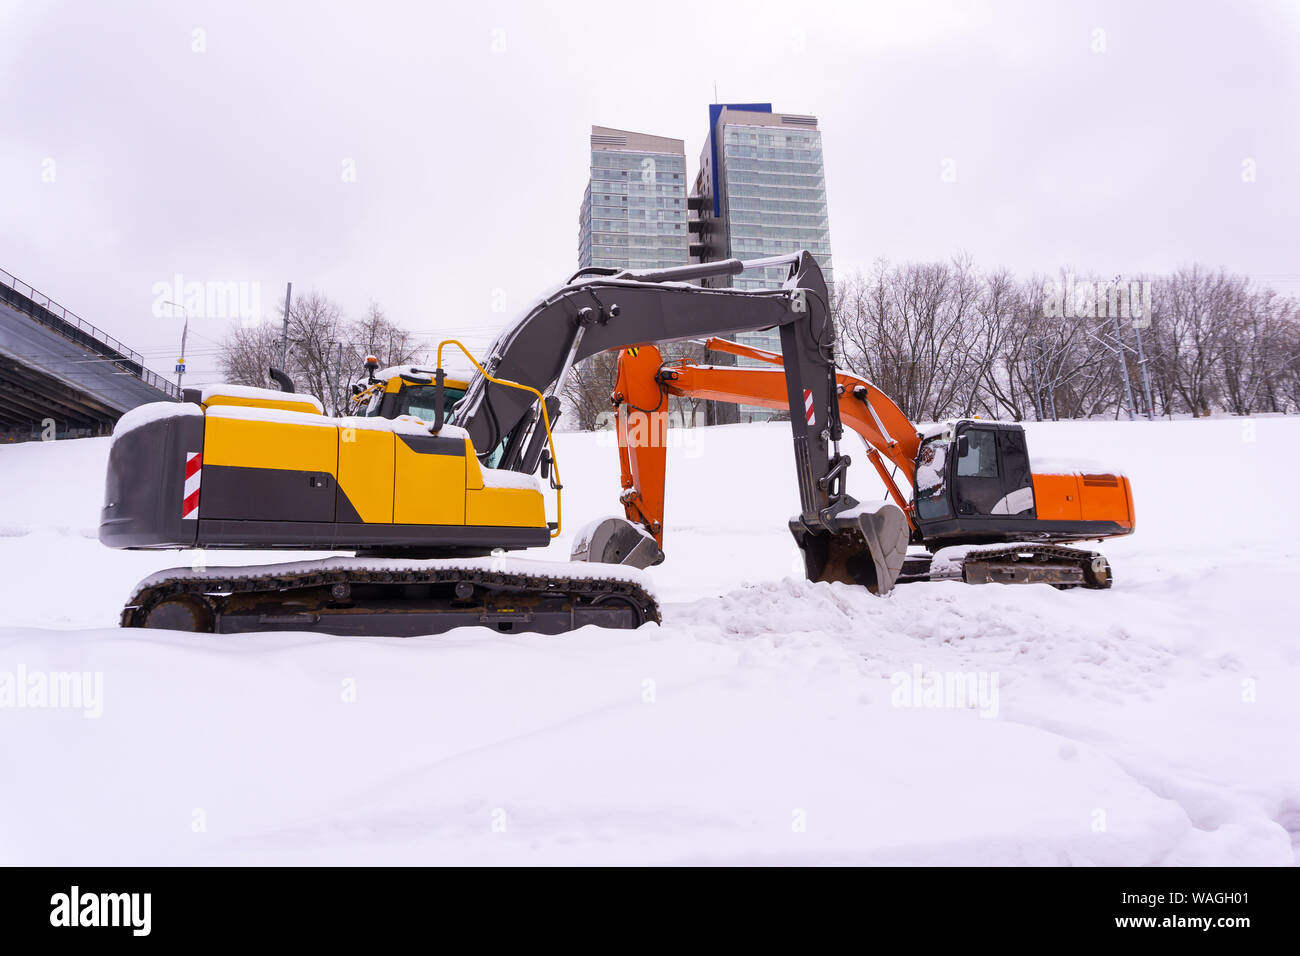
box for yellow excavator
[99,251,1132,637]
[102,252,916,635]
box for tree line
[218,261,1300,426]
[833,259,1300,422]
[219,293,421,414]
[219,294,708,430]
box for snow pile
[1031,456,1127,476]
[110,401,202,444]
[479,468,541,491]
[374,364,477,385]
[125,554,654,604]
[205,404,336,428]
[0,416,1297,865]
[337,415,469,441]
[199,383,324,413]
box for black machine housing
[911,420,1130,546]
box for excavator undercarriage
[899,544,1113,588]
[123,557,659,636]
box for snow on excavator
[100,251,914,636]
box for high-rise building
[690,104,835,421]
[692,104,834,286]
[578,127,690,272]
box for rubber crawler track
[899,543,1111,589]
[123,561,662,633]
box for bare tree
[837,257,990,421]
[979,277,1040,421]
[561,349,619,431]
[286,292,346,411]
[1217,285,1293,415]
[837,259,1300,423]
[218,322,282,388]
[1150,267,1236,416]
[219,296,431,413]
[660,339,708,425]
[1279,319,1300,413]
[348,302,424,374]
[219,265,1300,426]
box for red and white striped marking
[803,389,815,425]
[181,451,202,519]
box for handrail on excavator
[434,339,564,539]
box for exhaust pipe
[268,367,297,393]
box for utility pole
[1132,294,1155,420]
[1038,337,1058,421]
[1029,338,1045,421]
[335,341,344,415]
[164,300,189,397]
[280,282,292,370]
[1110,275,1136,421]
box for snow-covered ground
[0,416,1297,865]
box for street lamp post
[164,300,189,396]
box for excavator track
[900,544,1113,589]
[122,557,661,637]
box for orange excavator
[594,338,1134,589]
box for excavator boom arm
[615,347,923,546]
[454,252,854,535]
[660,362,920,482]
[455,250,910,592]
[696,336,919,475]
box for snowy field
[0,416,1297,865]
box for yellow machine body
[100,380,549,553]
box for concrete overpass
[1,267,179,442]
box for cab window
[957,429,998,478]
[914,437,952,519]
[483,440,508,469]
[396,384,465,422]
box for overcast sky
[2,0,1297,385]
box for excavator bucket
[790,502,910,595]
[571,516,665,570]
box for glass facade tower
[691,105,835,420]
[578,127,689,272]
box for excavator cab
[914,420,1035,537]
[915,421,1035,525]
[363,370,522,470]
[912,419,1131,548]
[358,367,469,422]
